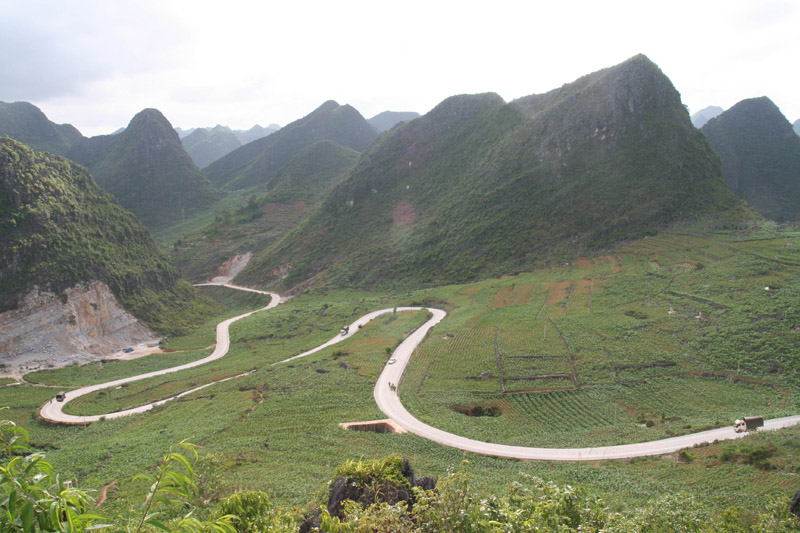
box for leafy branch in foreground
[0,409,106,532]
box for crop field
[402,224,800,450]
[1,223,799,519]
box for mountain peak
[239,56,744,289]
[0,101,84,155]
[67,109,218,229]
[701,96,800,220]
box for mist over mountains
[691,105,724,129]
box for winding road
[39,283,279,424]
[40,284,800,460]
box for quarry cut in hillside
[0,282,158,377]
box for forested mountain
[181,125,242,168]
[691,105,724,128]
[67,108,220,230]
[204,100,377,191]
[0,138,214,334]
[368,111,421,132]
[0,101,84,156]
[237,55,748,290]
[701,97,800,221]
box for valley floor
[2,223,799,519]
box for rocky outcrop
[299,456,436,532]
[0,281,157,376]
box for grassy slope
[239,56,750,291]
[3,225,799,522]
[0,138,219,336]
[164,141,360,282]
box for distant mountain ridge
[179,124,282,167]
[67,108,220,230]
[368,111,421,132]
[237,55,747,290]
[794,119,799,136]
[204,101,377,191]
[701,97,800,221]
[691,105,724,128]
[0,101,84,155]
[181,125,242,168]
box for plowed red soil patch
[545,281,572,314]
[488,284,536,308]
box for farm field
[402,225,800,450]
[1,223,799,520]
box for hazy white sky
[1,0,797,136]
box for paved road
[39,283,279,424]
[41,290,800,460]
[368,309,800,460]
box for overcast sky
[1,0,797,137]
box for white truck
[733,416,763,433]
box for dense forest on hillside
[0,138,217,334]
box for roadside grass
[1,224,798,519]
[24,350,211,387]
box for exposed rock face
[210,252,252,283]
[0,282,157,376]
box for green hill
[238,55,748,290]
[204,100,377,191]
[0,138,216,335]
[0,101,84,156]
[701,97,800,221]
[67,108,220,230]
[181,125,242,168]
[168,140,360,282]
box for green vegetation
[3,422,799,531]
[239,55,749,291]
[0,137,219,335]
[2,228,799,529]
[166,141,358,282]
[204,100,376,191]
[66,108,220,231]
[702,96,800,221]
